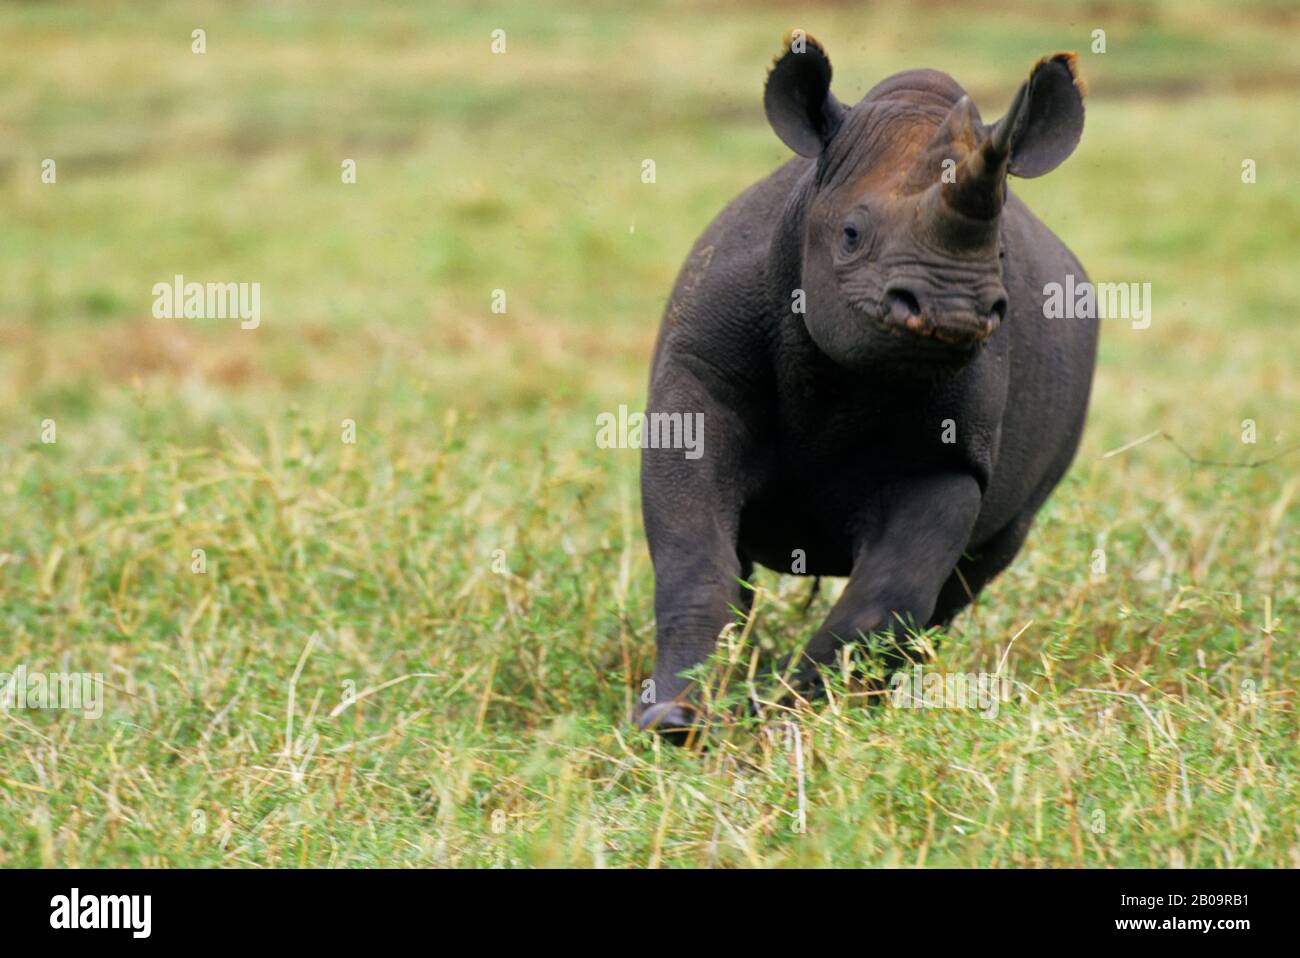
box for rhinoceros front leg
[636,379,752,737]
[794,473,983,685]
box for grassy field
[1,0,1297,867]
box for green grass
[0,0,1296,867]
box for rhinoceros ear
[764,31,846,157]
[992,53,1086,178]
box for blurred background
[3,0,1297,451]
[0,1,1296,866]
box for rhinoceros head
[765,34,1085,369]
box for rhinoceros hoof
[636,701,704,745]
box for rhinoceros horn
[938,90,1017,220]
[941,53,1085,220]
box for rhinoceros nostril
[884,287,922,324]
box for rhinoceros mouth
[875,308,999,350]
[862,287,999,350]
[867,286,999,350]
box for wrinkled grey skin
[638,38,1098,738]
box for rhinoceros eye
[840,211,868,255]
